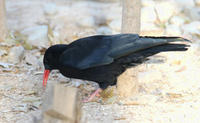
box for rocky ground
[0,0,200,122]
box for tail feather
[109,34,191,60]
[150,44,189,52]
[140,36,191,43]
[118,43,189,65]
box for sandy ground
[82,44,200,123]
[1,43,200,123]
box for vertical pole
[117,0,141,98]
[0,0,7,41]
[121,0,141,34]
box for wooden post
[121,0,141,34]
[42,84,81,123]
[117,0,141,98]
[0,0,7,41]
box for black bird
[43,34,190,102]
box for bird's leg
[82,88,102,102]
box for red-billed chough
[43,34,190,102]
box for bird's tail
[140,36,191,43]
[127,36,191,55]
[109,34,191,59]
[145,43,189,53]
[119,43,190,65]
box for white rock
[13,104,28,112]
[8,46,25,64]
[0,49,7,57]
[0,62,13,68]
[21,25,49,48]
[141,23,159,31]
[196,0,200,6]
[104,4,121,21]
[22,97,41,102]
[94,13,107,26]
[0,41,15,47]
[182,21,200,34]
[77,16,95,28]
[96,26,112,35]
[25,53,39,67]
[189,7,200,20]
[142,0,155,7]
[175,0,195,8]
[170,16,185,26]
[155,1,178,22]
[32,101,42,108]
[0,85,12,91]
[109,20,121,32]
[139,70,163,84]
[166,24,181,36]
[43,3,57,15]
[141,7,157,23]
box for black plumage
[43,34,190,89]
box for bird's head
[43,44,68,87]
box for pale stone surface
[170,16,186,26]
[182,21,200,34]
[175,0,195,8]
[188,7,200,20]
[4,0,200,43]
[8,46,25,64]
[6,1,46,31]
[141,7,157,23]
[155,1,178,22]
[96,26,112,34]
[77,16,95,28]
[196,0,200,6]
[0,49,7,57]
[142,0,155,7]
[117,67,138,98]
[109,20,121,32]
[103,4,121,22]
[25,52,39,67]
[166,24,181,36]
[138,69,163,84]
[43,3,57,15]
[21,25,49,48]
[42,84,81,123]
[141,22,160,31]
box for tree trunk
[0,0,7,41]
[117,0,141,98]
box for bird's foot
[82,88,102,103]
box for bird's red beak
[43,70,50,87]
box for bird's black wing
[59,35,112,70]
[59,34,189,70]
[59,34,140,69]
